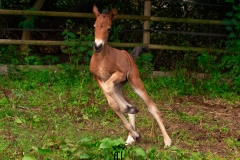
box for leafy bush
[196,2,240,94]
[0,45,22,65]
[61,19,93,67]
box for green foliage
[221,4,240,88]
[18,136,214,159]
[0,45,60,65]
[62,19,94,67]
[22,53,42,65]
[136,52,154,75]
[197,52,216,73]
[19,8,36,29]
[43,55,59,65]
[0,45,21,64]
[196,3,240,94]
[225,0,234,3]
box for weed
[177,111,202,124]
[220,126,229,133]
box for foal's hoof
[164,137,172,147]
[125,135,135,145]
[125,134,141,146]
[126,105,139,114]
[135,134,141,142]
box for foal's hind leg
[129,77,172,147]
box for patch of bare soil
[163,96,240,157]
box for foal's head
[93,5,117,52]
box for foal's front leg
[125,114,137,145]
[95,75,140,141]
[114,83,137,145]
[97,72,138,114]
[103,93,140,140]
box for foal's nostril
[95,43,102,48]
[94,42,103,52]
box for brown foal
[89,5,171,147]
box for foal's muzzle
[93,42,103,53]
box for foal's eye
[107,28,111,32]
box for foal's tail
[130,46,149,62]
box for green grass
[0,66,239,159]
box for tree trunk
[20,0,46,52]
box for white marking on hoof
[164,137,172,147]
[125,135,135,145]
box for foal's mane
[102,9,110,14]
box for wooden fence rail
[0,2,227,53]
[0,9,226,25]
[0,39,226,53]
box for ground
[164,96,240,156]
[0,71,239,159]
[62,95,240,158]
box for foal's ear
[110,8,117,20]
[93,4,100,18]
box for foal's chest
[90,62,113,82]
[98,66,112,81]
[90,53,117,82]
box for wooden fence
[0,1,227,53]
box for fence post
[143,0,151,47]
